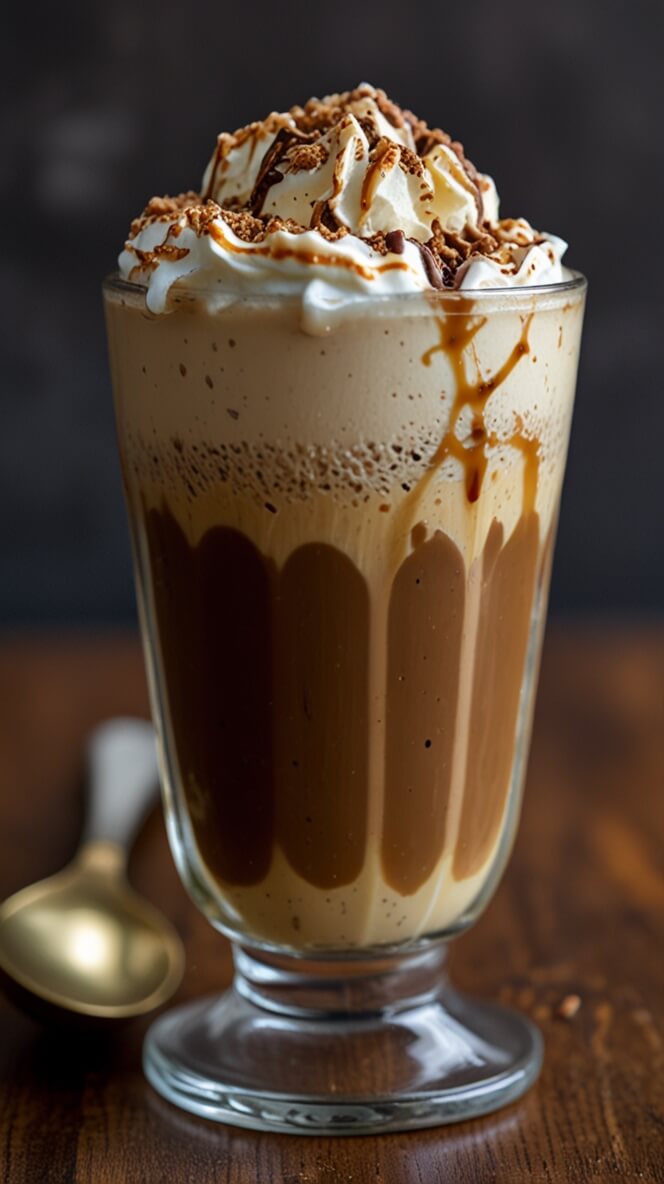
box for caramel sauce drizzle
[358,141,399,225]
[203,120,288,202]
[208,222,411,280]
[505,426,540,515]
[409,305,536,514]
[310,138,349,230]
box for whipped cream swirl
[119,84,569,320]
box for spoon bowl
[0,845,183,1018]
[0,720,185,1020]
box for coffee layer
[141,498,541,899]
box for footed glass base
[143,943,542,1135]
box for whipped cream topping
[119,84,570,319]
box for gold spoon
[0,719,184,1020]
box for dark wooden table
[0,630,662,1183]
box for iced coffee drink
[106,85,585,956]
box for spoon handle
[81,718,159,852]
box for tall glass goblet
[105,274,586,1134]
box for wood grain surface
[0,630,662,1183]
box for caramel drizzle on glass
[411,303,537,514]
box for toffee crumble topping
[124,86,528,290]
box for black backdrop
[2,0,663,624]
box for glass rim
[103,270,587,309]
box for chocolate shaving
[248,126,314,216]
[313,202,344,235]
[414,129,451,157]
[355,114,383,149]
[409,239,445,289]
[385,230,405,254]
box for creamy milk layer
[107,284,585,950]
[118,84,570,327]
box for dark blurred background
[2,0,663,625]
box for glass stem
[232,942,448,1019]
